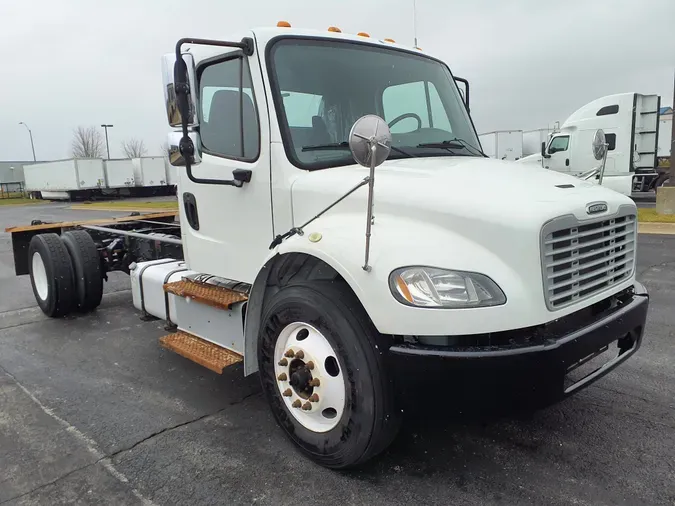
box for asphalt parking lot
[1,202,674,506]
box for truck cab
[518,92,662,195]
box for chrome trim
[161,52,198,128]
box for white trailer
[522,128,555,157]
[478,130,523,161]
[131,157,168,187]
[104,159,136,188]
[658,113,672,159]
[24,159,106,200]
[10,23,649,470]
[164,157,178,187]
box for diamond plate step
[159,330,243,374]
[163,279,248,310]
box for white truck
[478,130,523,160]
[517,93,662,195]
[7,24,649,469]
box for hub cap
[31,252,49,301]
[274,322,346,433]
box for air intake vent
[541,208,636,310]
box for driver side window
[382,81,451,134]
[548,135,569,154]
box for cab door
[545,134,571,173]
[178,50,272,284]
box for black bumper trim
[388,282,649,397]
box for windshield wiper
[417,139,486,157]
[302,142,349,152]
[302,142,415,158]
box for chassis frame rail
[6,211,183,276]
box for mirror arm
[269,177,370,250]
[454,76,470,112]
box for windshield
[268,38,481,170]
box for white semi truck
[7,24,649,469]
[517,93,663,195]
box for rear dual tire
[28,231,103,317]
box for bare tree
[121,138,147,158]
[71,126,104,158]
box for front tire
[258,279,400,469]
[28,233,76,317]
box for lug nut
[278,358,288,366]
[302,402,312,411]
[309,378,321,387]
[282,388,292,397]
[284,349,295,358]
[278,373,288,381]
[295,350,305,359]
[306,361,315,370]
[309,393,319,403]
[292,399,302,408]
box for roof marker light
[357,32,370,37]
[384,38,395,43]
[277,21,291,27]
[328,26,342,33]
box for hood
[515,153,543,165]
[290,156,634,230]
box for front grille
[541,209,636,310]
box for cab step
[163,279,248,310]
[159,330,243,374]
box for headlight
[389,267,506,308]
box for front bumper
[387,282,649,403]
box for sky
[1,0,673,161]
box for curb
[638,222,675,235]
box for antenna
[413,0,418,47]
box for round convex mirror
[592,129,607,161]
[348,115,392,168]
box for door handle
[232,169,252,187]
[183,192,200,230]
[565,159,570,167]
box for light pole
[18,122,36,161]
[101,124,113,159]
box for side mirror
[166,131,201,167]
[592,129,607,161]
[162,52,198,128]
[348,115,392,272]
[592,129,609,185]
[454,77,470,112]
[541,141,552,158]
[348,115,392,169]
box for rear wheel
[258,279,400,469]
[28,233,76,317]
[61,230,103,312]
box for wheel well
[242,252,361,377]
[267,252,341,287]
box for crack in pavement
[0,363,260,506]
[107,389,261,460]
[637,259,675,278]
